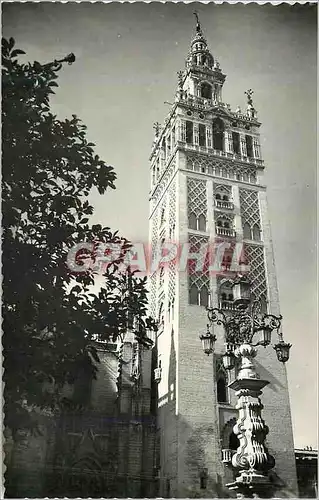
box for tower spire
[186,15,215,71]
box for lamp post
[199,276,292,498]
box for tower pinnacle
[193,11,202,34]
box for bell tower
[148,15,297,498]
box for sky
[2,1,317,449]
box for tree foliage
[2,37,156,432]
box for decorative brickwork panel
[188,234,209,291]
[149,272,157,318]
[168,179,176,239]
[151,211,158,253]
[239,189,261,227]
[159,198,167,232]
[187,177,207,218]
[151,158,176,206]
[244,244,267,301]
[186,154,257,184]
[168,261,176,302]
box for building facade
[148,18,298,498]
[295,447,318,498]
[4,337,158,498]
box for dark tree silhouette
[2,37,157,433]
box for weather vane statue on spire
[245,89,257,119]
[194,11,201,33]
[245,89,254,107]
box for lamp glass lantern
[200,328,216,356]
[274,341,292,363]
[232,276,251,308]
[222,350,235,370]
[258,326,272,347]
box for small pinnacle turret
[186,12,215,70]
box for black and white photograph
[1,1,317,498]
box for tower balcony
[216,227,236,238]
[214,199,234,210]
[221,448,234,464]
[154,367,162,383]
[219,300,237,311]
[180,142,263,168]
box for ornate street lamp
[222,344,236,371]
[199,324,217,356]
[200,276,292,498]
[43,53,76,71]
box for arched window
[213,118,224,151]
[221,292,227,301]
[200,286,209,307]
[199,124,206,146]
[246,135,253,158]
[162,137,166,160]
[260,295,267,314]
[215,193,221,200]
[216,220,222,227]
[189,212,197,230]
[222,169,227,178]
[152,166,156,184]
[243,172,249,182]
[228,293,234,301]
[217,376,228,403]
[229,432,240,451]
[232,131,240,154]
[250,173,257,183]
[186,121,193,144]
[201,82,212,99]
[223,255,232,271]
[223,221,230,229]
[198,214,206,232]
[252,224,261,241]
[243,222,252,240]
[222,195,229,202]
[172,127,176,146]
[189,284,199,305]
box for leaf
[11,49,26,58]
